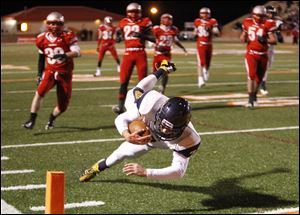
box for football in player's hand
[128,120,150,137]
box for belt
[125,47,144,52]
[249,49,267,55]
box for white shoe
[117,65,120,73]
[260,89,269,96]
[94,68,101,77]
[198,76,205,88]
[203,70,209,81]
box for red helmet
[252,5,266,23]
[126,2,142,21]
[199,7,211,20]
[46,12,64,36]
[104,16,113,25]
[160,13,173,26]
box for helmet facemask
[46,12,64,36]
[153,97,191,141]
[160,14,173,26]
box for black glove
[37,76,42,86]
[53,53,67,60]
[257,36,268,44]
[205,26,212,34]
[132,31,143,39]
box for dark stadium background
[1,0,270,28]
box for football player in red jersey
[194,7,220,88]
[152,13,187,94]
[112,2,155,114]
[22,12,81,130]
[94,16,121,77]
[240,5,277,108]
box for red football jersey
[36,31,78,72]
[119,17,152,49]
[98,24,117,46]
[153,25,179,55]
[194,18,218,44]
[242,18,277,52]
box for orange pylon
[45,171,65,214]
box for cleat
[22,120,35,129]
[94,68,101,77]
[203,71,209,81]
[79,160,103,182]
[260,89,269,96]
[245,101,256,109]
[112,105,126,115]
[198,76,205,88]
[45,121,54,130]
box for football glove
[132,31,143,39]
[257,36,268,44]
[36,76,42,86]
[52,53,67,60]
[157,60,176,74]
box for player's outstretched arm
[136,60,176,92]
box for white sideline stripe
[30,201,105,211]
[4,80,298,94]
[1,170,35,175]
[1,184,46,191]
[1,126,298,149]
[252,207,299,214]
[1,156,9,160]
[1,199,22,214]
[1,96,298,113]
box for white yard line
[30,201,105,211]
[251,207,299,214]
[1,199,22,214]
[1,156,9,160]
[1,184,46,191]
[1,170,35,175]
[3,80,299,94]
[1,126,298,149]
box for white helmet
[46,11,64,23]
[104,16,113,25]
[252,5,266,23]
[46,12,64,35]
[199,7,211,19]
[160,13,173,26]
[126,2,142,21]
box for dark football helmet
[266,5,277,19]
[153,97,191,141]
[46,12,64,36]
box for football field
[1,41,299,214]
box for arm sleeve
[135,74,159,93]
[146,152,189,180]
[115,108,140,135]
[37,53,45,77]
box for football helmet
[104,16,113,25]
[199,7,211,20]
[126,2,142,21]
[46,12,64,36]
[160,13,173,26]
[266,5,277,18]
[153,97,191,141]
[252,5,266,23]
